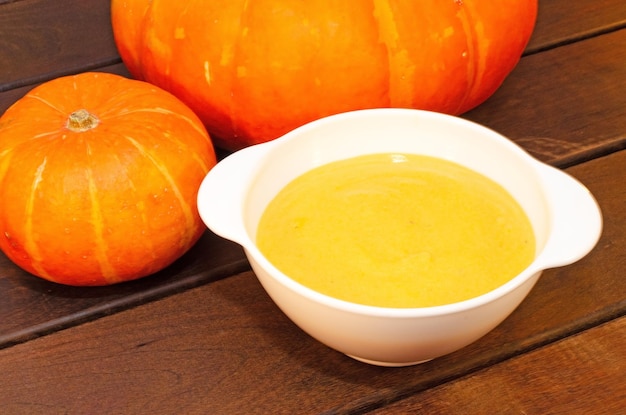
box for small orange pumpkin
[0,72,216,286]
[111,0,537,150]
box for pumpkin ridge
[111,152,157,260]
[26,93,67,115]
[454,2,481,113]
[0,148,11,182]
[32,130,63,140]
[109,106,214,173]
[0,145,12,160]
[159,130,212,174]
[23,157,52,280]
[122,134,197,247]
[86,157,120,284]
[4,128,67,150]
[372,0,415,107]
[113,106,209,142]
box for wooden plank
[370,317,626,414]
[464,29,626,166]
[0,230,250,349]
[0,151,623,414]
[526,0,626,53]
[0,0,120,92]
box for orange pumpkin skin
[111,0,537,150]
[0,72,216,286]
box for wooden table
[1,1,625,413]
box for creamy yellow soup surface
[256,153,535,308]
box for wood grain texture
[0,151,623,414]
[526,0,626,53]
[0,230,249,349]
[0,0,120,92]
[370,318,626,414]
[464,29,626,166]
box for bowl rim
[199,108,601,319]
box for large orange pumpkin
[0,72,216,286]
[111,0,537,150]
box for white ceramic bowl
[197,109,602,366]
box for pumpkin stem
[66,109,100,132]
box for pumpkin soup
[256,153,535,308]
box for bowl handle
[197,143,271,245]
[533,162,602,269]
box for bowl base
[347,354,433,367]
